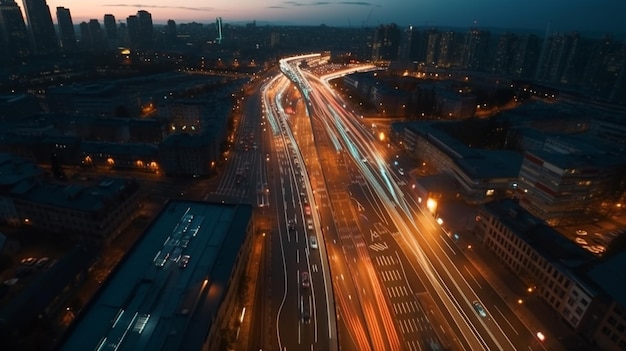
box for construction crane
[362,8,373,28]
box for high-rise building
[424,28,439,66]
[78,21,90,49]
[462,27,490,70]
[398,25,420,63]
[165,19,177,44]
[371,23,401,61]
[87,19,105,51]
[136,10,153,49]
[534,32,579,84]
[55,6,76,51]
[0,0,31,58]
[511,34,541,78]
[215,16,223,44]
[126,15,139,47]
[437,31,459,68]
[103,14,117,48]
[22,0,57,54]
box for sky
[19,0,626,35]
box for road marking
[369,242,389,252]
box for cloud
[104,4,215,11]
[269,0,373,8]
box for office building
[55,6,76,51]
[476,200,603,334]
[126,14,139,48]
[22,0,57,54]
[477,199,626,349]
[0,0,30,58]
[515,148,625,225]
[60,200,254,351]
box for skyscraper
[126,15,139,47]
[371,23,401,61]
[136,10,154,49]
[22,0,57,54]
[103,14,117,48]
[88,19,105,51]
[398,25,419,63]
[462,27,491,70]
[216,17,223,44]
[56,6,76,51]
[0,0,31,58]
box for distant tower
[126,15,139,47]
[87,19,104,51]
[371,23,401,61]
[0,0,31,58]
[462,27,490,70]
[56,6,76,51]
[398,25,420,63]
[166,19,177,44]
[22,0,58,54]
[103,14,117,48]
[136,10,154,49]
[216,17,223,44]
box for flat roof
[586,252,626,308]
[61,200,252,351]
[483,199,595,270]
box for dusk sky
[19,0,626,35]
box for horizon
[14,0,626,37]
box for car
[35,257,50,268]
[21,257,37,266]
[288,220,295,230]
[398,168,405,176]
[472,301,487,318]
[304,204,311,216]
[179,255,190,268]
[575,237,588,245]
[309,236,318,249]
[576,229,588,236]
[301,271,310,288]
[307,219,313,230]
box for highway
[212,71,339,351]
[275,53,548,351]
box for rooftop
[60,200,253,351]
[482,199,596,271]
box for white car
[309,236,318,249]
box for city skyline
[13,0,626,36]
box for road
[276,54,549,351]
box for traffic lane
[406,194,537,349]
[350,184,457,351]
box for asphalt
[438,199,599,351]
